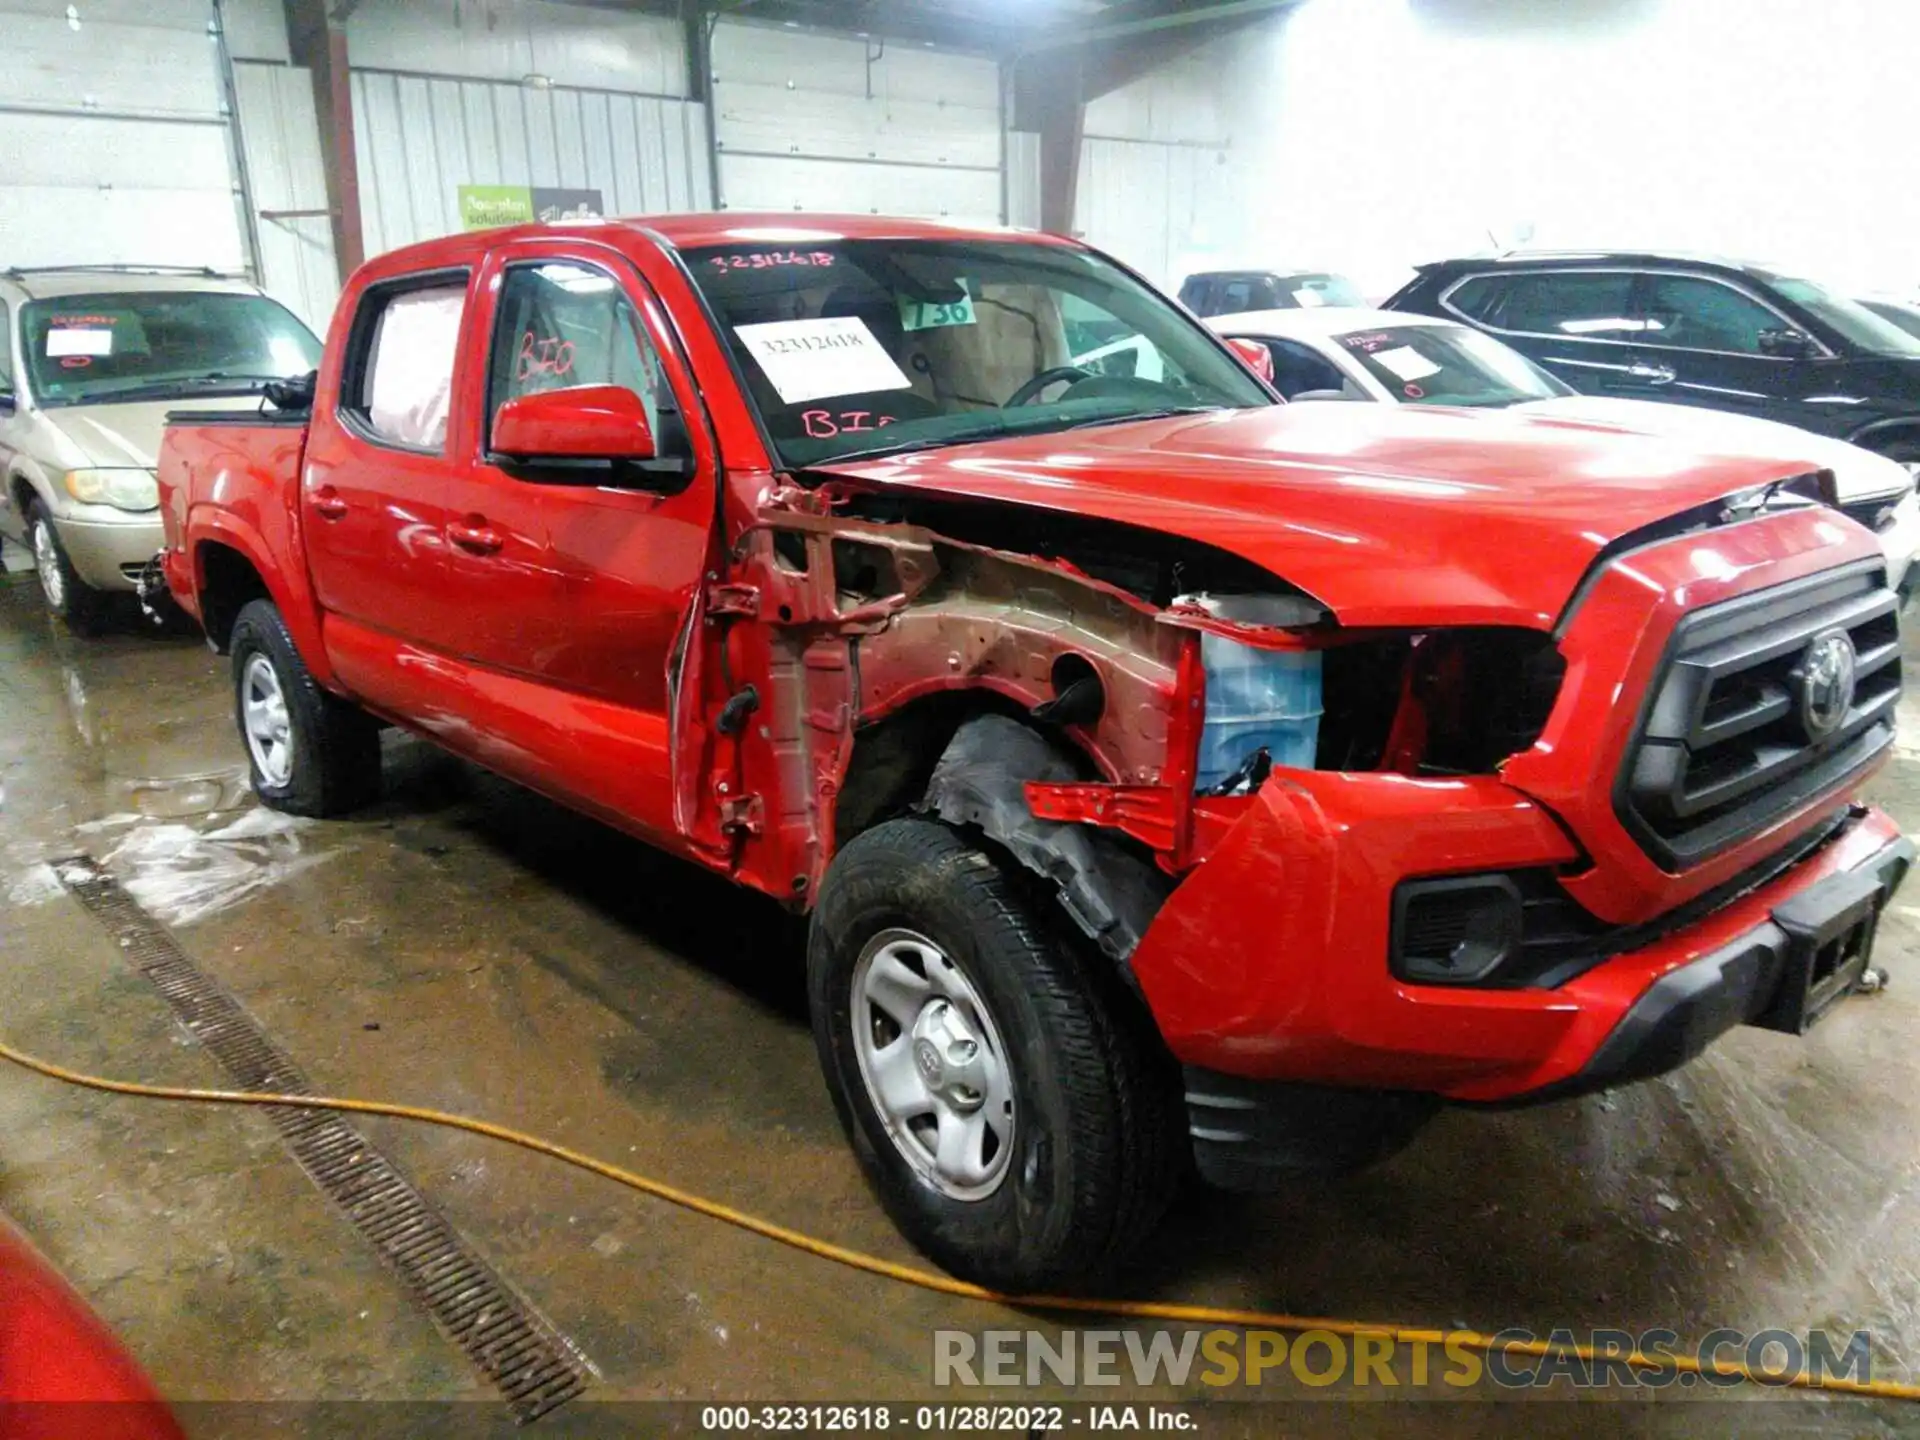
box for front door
[1618,272,1826,428]
[436,242,718,844]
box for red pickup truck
[156,215,1909,1291]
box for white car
[1211,305,1920,594]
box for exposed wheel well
[9,473,38,523]
[834,696,1169,965]
[833,690,1065,850]
[196,542,272,652]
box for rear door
[434,239,719,843]
[302,270,468,642]
[1440,268,1646,395]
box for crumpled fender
[917,713,1170,963]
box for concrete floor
[4,562,1920,1437]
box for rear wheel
[27,500,108,634]
[809,817,1183,1293]
[230,598,381,816]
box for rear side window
[485,261,682,450]
[348,278,468,451]
[1448,271,1638,338]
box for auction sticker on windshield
[735,316,913,404]
[901,281,976,332]
[1369,345,1442,383]
[46,327,115,358]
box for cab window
[347,276,468,452]
[485,261,685,455]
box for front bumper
[54,513,165,592]
[1127,767,1908,1103]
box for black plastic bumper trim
[1498,834,1914,1107]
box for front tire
[27,500,108,634]
[230,598,381,816]
[809,818,1183,1292]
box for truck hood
[816,402,1841,628]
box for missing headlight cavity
[1319,628,1566,775]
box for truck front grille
[1619,561,1900,870]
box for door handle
[310,486,348,520]
[447,518,504,555]
[1627,361,1677,385]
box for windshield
[20,291,322,407]
[1334,323,1570,406]
[1275,273,1364,309]
[1771,277,1920,357]
[1861,299,1920,343]
[684,238,1273,467]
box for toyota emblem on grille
[1797,627,1857,740]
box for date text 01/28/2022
[698,1404,1197,1431]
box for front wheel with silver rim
[228,598,382,817]
[26,499,107,632]
[809,816,1185,1293]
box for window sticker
[709,251,835,271]
[734,316,912,404]
[1292,288,1326,308]
[900,281,976,333]
[1369,345,1442,383]
[47,328,115,358]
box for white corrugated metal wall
[350,71,710,255]
[345,0,708,257]
[0,0,249,271]
[1071,31,1256,290]
[710,20,1003,222]
[233,62,340,335]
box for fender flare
[187,508,337,687]
[917,713,1171,965]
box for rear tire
[27,500,108,635]
[230,598,381,816]
[809,817,1183,1293]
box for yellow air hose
[3,1031,1916,1403]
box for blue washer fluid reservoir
[1182,594,1324,792]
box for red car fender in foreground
[0,1216,184,1439]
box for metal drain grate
[55,856,594,1422]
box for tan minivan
[0,267,321,630]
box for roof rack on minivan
[0,264,232,280]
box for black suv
[1385,252,1920,474]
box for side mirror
[0,391,16,416]
[1223,336,1275,385]
[493,384,657,461]
[1758,328,1814,359]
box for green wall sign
[458,185,605,231]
